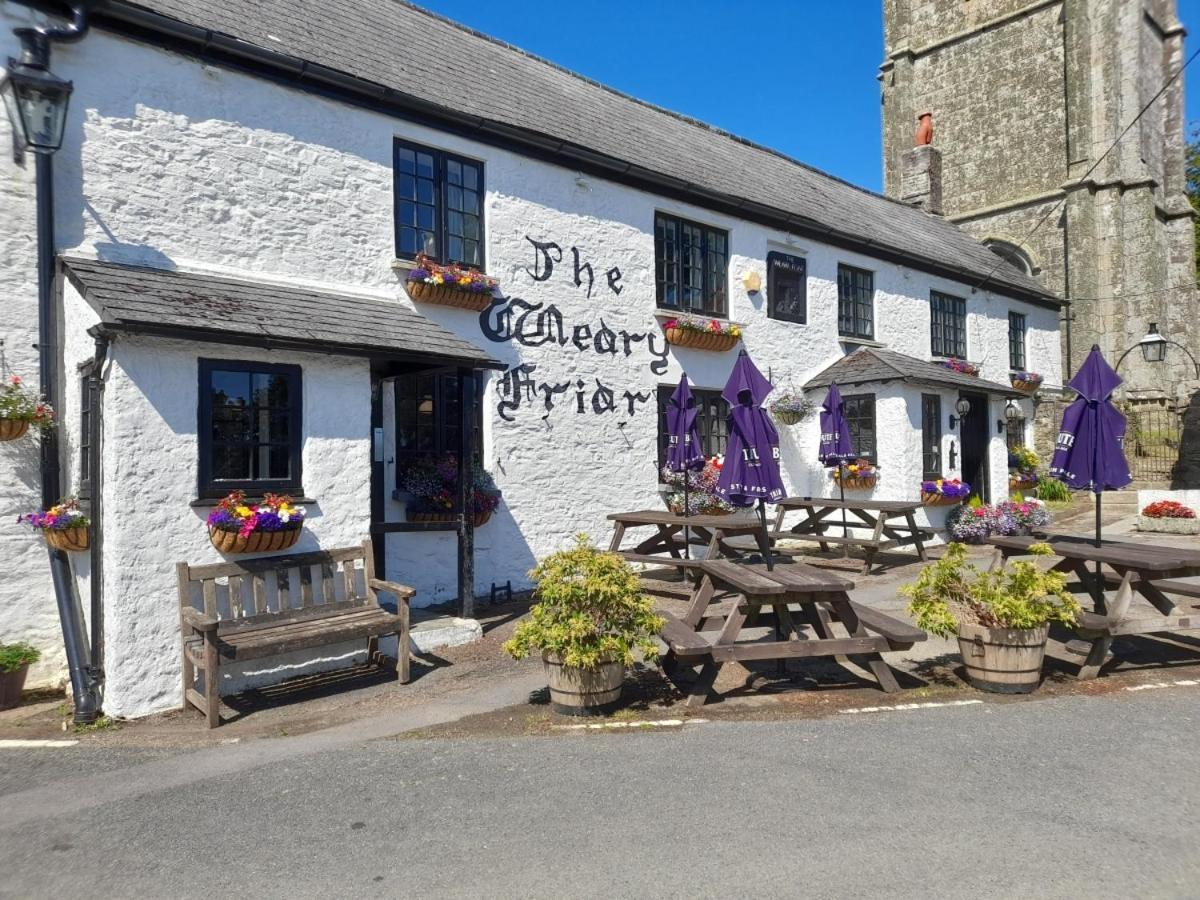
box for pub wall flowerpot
[1136,516,1200,535]
[921,492,962,507]
[957,622,1049,694]
[542,653,624,715]
[406,510,493,527]
[44,527,89,552]
[837,476,877,491]
[1010,378,1042,396]
[209,527,302,554]
[774,409,804,426]
[0,664,30,711]
[663,327,739,352]
[0,418,30,441]
[405,281,495,312]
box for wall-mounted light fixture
[948,397,971,429]
[743,271,762,293]
[997,399,1021,434]
[1,37,73,158]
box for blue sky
[418,0,1200,194]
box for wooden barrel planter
[0,664,30,711]
[542,653,624,715]
[405,280,495,312]
[44,527,89,552]
[0,418,30,441]
[663,327,739,352]
[837,476,877,491]
[208,527,302,554]
[921,492,962,507]
[1010,378,1043,395]
[957,623,1049,693]
[406,510,493,527]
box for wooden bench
[177,539,414,727]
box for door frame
[958,390,990,504]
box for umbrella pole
[683,472,690,560]
[759,498,773,571]
[1095,491,1102,585]
[839,463,849,558]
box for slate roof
[62,258,503,368]
[803,347,1023,398]
[86,0,1059,307]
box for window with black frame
[198,360,302,498]
[654,213,728,317]
[921,394,942,479]
[767,251,806,324]
[842,393,877,463]
[1009,311,1027,370]
[1006,416,1026,452]
[930,290,967,359]
[394,371,483,469]
[656,386,729,470]
[837,264,874,339]
[394,139,485,268]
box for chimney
[900,112,942,215]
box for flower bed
[662,456,733,516]
[1010,371,1044,395]
[833,459,877,491]
[0,375,54,441]
[399,455,501,525]
[1138,500,1200,534]
[206,491,305,554]
[939,359,979,377]
[18,498,90,551]
[921,478,970,506]
[1142,500,1196,519]
[768,392,814,426]
[404,254,498,311]
[661,315,741,352]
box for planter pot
[1010,377,1043,396]
[773,409,806,426]
[209,527,302,554]
[0,418,30,441]
[542,653,624,715]
[836,476,876,491]
[44,527,89,552]
[957,623,1049,693]
[1137,515,1200,535]
[406,509,493,527]
[405,280,495,312]
[921,492,963,506]
[663,327,739,352]
[0,664,30,711]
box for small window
[842,393,877,463]
[78,363,94,500]
[767,251,806,324]
[394,371,483,472]
[921,394,942,480]
[837,264,874,340]
[198,360,303,498]
[394,139,485,268]
[1009,312,1027,370]
[656,385,730,470]
[930,290,967,359]
[655,213,728,317]
[1006,416,1026,452]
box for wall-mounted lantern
[1,41,73,155]
[948,397,971,430]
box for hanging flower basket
[18,498,90,551]
[922,492,963,507]
[769,392,814,426]
[46,526,89,552]
[209,528,301,554]
[1009,472,1038,491]
[399,455,502,527]
[940,359,980,377]
[921,479,970,506]
[1009,372,1044,395]
[405,280,495,312]
[0,375,54,439]
[205,491,306,555]
[406,509,493,528]
[0,418,30,441]
[833,460,877,491]
[661,315,741,352]
[405,254,497,312]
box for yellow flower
[235,505,253,518]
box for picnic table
[657,559,926,707]
[768,497,933,573]
[990,533,1200,679]
[607,509,770,569]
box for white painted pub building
[0,0,1062,718]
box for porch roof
[803,347,1024,398]
[62,258,504,370]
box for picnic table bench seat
[178,539,413,727]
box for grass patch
[73,715,121,734]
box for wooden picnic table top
[606,509,762,529]
[989,533,1200,571]
[775,496,923,513]
[698,559,855,596]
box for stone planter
[957,623,1049,693]
[663,327,739,352]
[836,475,877,491]
[1137,516,1200,535]
[0,664,30,711]
[921,492,963,507]
[1010,376,1043,395]
[44,527,89,552]
[406,509,493,528]
[209,527,302,554]
[0,418,30,441]
[405,280,495,312]
[542,652,624,715]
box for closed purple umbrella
[716,351,785,568]
[819,383,858,550]
[666,373,706,557]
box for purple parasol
[666,374,705,475]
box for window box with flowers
[660,456,733,516]
[399,456,501,527]
[833,459,877,490]
[938,359,980,377]
[404,254,498,312]
[1138,500,1200,535]
[0,375,54,441]
[18,498,90,551]
[1009,371,1044,395]
[921,478,970,506]
[661,315,742,352]
[206,491,307,554]
[768,392,815,426]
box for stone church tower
[880,0,1199,405]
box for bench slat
[617,552,708,569]
[701,560,788,594]
[846,602,927,644]
[1149,578,1200,599]
[658,612,712,658]
[299,564,314,608]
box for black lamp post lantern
[948,396,971,430]
[1,38,73,155]
[998,399,1020,435]
[1115,322,1200,377]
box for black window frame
[197,359,304,499]
[930,290,967,359]
[654,212,729,317]
[656,385,730,471]
[1008,311,1027,370]
[837,264,874,340]
[393,138,486,269]
[1006,416,1027,453]
[78,361,95,501]
[921,393,942,480]
[842,393,877,464]
[767,251,807,324]
[393,371,484,481]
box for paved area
[2,683,1199,899]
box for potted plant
[399,455,501,526]
[206,491,306,554]
[995,499,1050,536]
[660,456,733,516]
[0,374,54,441]
[0,642,40,710]
[1138,500,1200,535]
[768,392,815,426]
[833,459,877,490]
[946,503,1003,544]
[661,315,742,352]
[921,478,970,506]
[404,253,498,311]
[1010,371,1044,395]
[18,498,90,551]
[902,542,1080,693]
[939,358,980,377]
[503,534,664,714]
[1007,444,1039,491]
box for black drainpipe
[87,332,108,683]
[17,3,100,723]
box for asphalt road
[2,686,1199,899]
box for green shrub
[1036,477,1070,503]
[0,642,40,673]
[503,534,664,669]
[901,543,1080,639]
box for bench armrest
[181,606,218,634]
[369,578,416,602]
